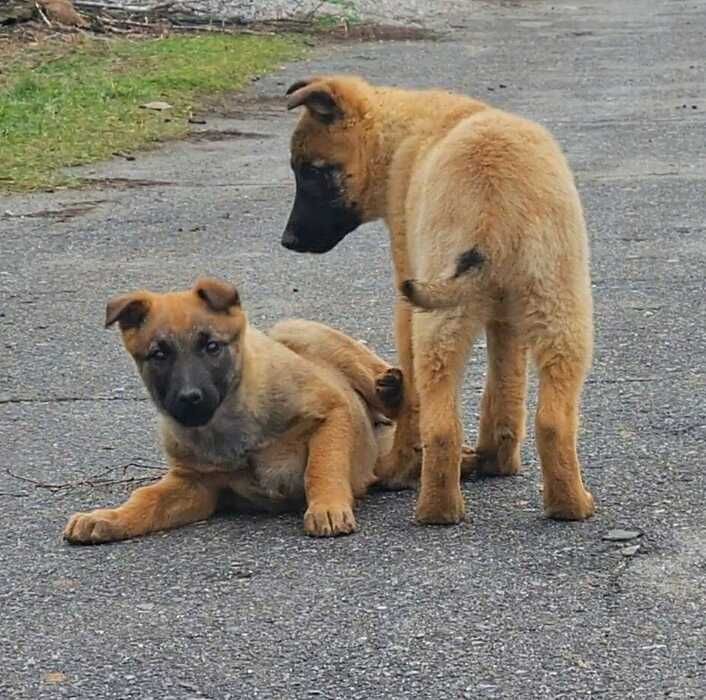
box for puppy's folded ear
[194,277,240,313]
[286,80,341,122]
[285,77,322,96]
[105,293,151,330]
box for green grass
[0,34,303,191]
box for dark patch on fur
[454,247,485,277]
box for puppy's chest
[170,418,311,507]
[248,439,309,504]
[168,410,265,468]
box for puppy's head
[282,75,375,254]
[106,277,246,428]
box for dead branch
[35,2,52,26]
[74,1,175,12]
[4,460,168,494]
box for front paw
[63,509,129,545]
[415,484,466,525]
[460,444,479,478]
[303,503,357,537]
[375,447,422,490]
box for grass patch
[0,34,303,192]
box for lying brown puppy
[63,277,402,544]
[282,75,595,525]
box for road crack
[0,396,148,405]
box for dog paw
[63,509,128,545]
[415,485,466,525]
[460,444,480,478]
[375,447,421,490]
[544,489,595,521]
[375,367,403,415]
[303,503,357,537]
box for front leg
[303,406,357,537]
[63,469,219,544]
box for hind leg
[474,320,528,476]
[533,338,595,520]
[413,310,480,524]
[270,319,402,418]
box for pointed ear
[194,277,240,313]
[105,293,150,330]
[286,81,341,122]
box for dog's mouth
[281,229,340,254]
[170,411,214,428]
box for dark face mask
[140,334,237,428]
[281,162,362,254]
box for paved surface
[1,1,705,697]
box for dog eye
[300,163,329,180]
[205,340,222,355]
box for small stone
[602,528,642,542]
[621,544,641,557]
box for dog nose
[178,388,203,406]
[281,230,304,251]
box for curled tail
[400,247,486,310]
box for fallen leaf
[140,101,173,111]
[44,672,66,684]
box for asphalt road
[1,1,705,698]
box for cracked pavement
[1,0,705,697]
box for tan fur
[63,279,402,544]
[287,75,595,523]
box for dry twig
[4,460,168,494]
[35,2,53,26]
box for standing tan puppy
[282,75,595,525]
[63,277,403,543]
